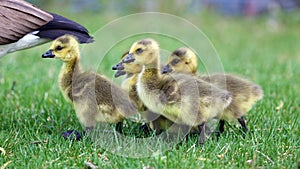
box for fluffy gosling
[162,47,264,134]
[122,39,232,143]
[42,35,137,139]
[112,52,168,134]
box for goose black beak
[114,70,126,78]
[161,64,172,74]
[42,50,55,58]
[122,53,135,63]
[112,62,124,70]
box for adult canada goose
[162,47,264,134]
[0,0,93,58]
[122,39,232,143]
[42,35,137,139]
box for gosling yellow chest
[58,68,74,103]
[136,68,187,123]
[137,73,164,112]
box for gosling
[122,39,232,143]
[42,35,137,139]
[112,52,166,134]
[162,47,264,134]
[113,59,208,137]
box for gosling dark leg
[198,123,206,145]
[237,116,248,133]
[215,120,226,139]
[116,122,123,134]
[139,123,153,135]
[151,120,164,135]
[176,125,191,146]
[219,120,225,133]
[180,125,190,143]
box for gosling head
[162,47,198,74]
[112,51,129,71]
[112,50,142,78]
[112,61,143,78]
[112,60,126,78]
[42,35,80,62]
[119,61,142,72]
[114,70,126,78]
[123,39,159,66]
[112,62,124,71]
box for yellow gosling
[42,35,137,136]
[122,39,232,143]
[162,47,264,134]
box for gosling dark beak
[114,70,126,78]
[112,62,124,70]
[42,50,55,58]
[122,53,135,63]
[161,64,172,74]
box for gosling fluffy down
[112,52,200,135]
[162,47,263,133]
[122,39,232,132]
[42,35,137,130]
[112,52,166,133]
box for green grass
[0,11,299,168]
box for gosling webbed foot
[62,130,83,141]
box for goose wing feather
[0,0,53,45]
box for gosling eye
[136,48,143,54]
[55,45,63,51]
[171,58,180,65]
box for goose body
[0,0,93,58]
[162,47,264,133]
